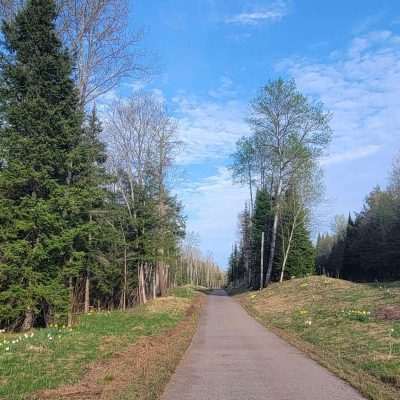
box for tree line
[0,0,223,331]
[316,157,400,282]
[228,79,332,289]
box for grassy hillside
[236,276,400,400]
[0,287,202,400]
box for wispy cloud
[172,92,249,165]
[279,30,400,164]
[225,1,289,26]
[320,145,382,166]
[278,30,400,230]
[208,76,237,99]
[180,167,248,267]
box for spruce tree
[0,0,94,329]
[282,218,315,279]
[250,190,273,288]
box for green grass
[168,286,196,298]
[237,276,400,400]
[0,290,196,400]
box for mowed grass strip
[0,288,198,400]
[236,276,400,400]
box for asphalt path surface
[161,289,365,400]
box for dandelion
[5,347,9,351]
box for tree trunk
[265,211,279,286]
[122,246,127,310]
[159,262,167,297]
[265,180,282,286]
[84,213,93,313]
[260,231,265,290]
[21,309,33,332]
[67,276,74,327]
[138,264,147,304]
[280,214,298,283]
[248,166,253,215]
[152,266,156,299]
[84,275,90,313]
[156,264,160,296]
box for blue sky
[112,0,400,268]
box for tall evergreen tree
[250,190,273,288]
[0,0,97,329]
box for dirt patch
[375,305,400,320]
[35,295,204,400]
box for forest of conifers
[227,80,400,288]
[0,0,224,331]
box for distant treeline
[316,162,400,282]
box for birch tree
[279,161,322,282]
[249,79,331,287]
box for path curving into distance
[161,289,365,400]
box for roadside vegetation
[236,276,400,400]
[0,287,202,400]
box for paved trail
[161,289,365,400]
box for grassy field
[0,287,201,400]
[236,276,400,400]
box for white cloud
[320,145,382,166]
[173,93,249,165]
[180,167,248,268]
[225,1,289,26]
[279,30,400,162]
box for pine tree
[0,0,95,329]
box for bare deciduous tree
[0,0,147,107]
[106,92,179,304]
